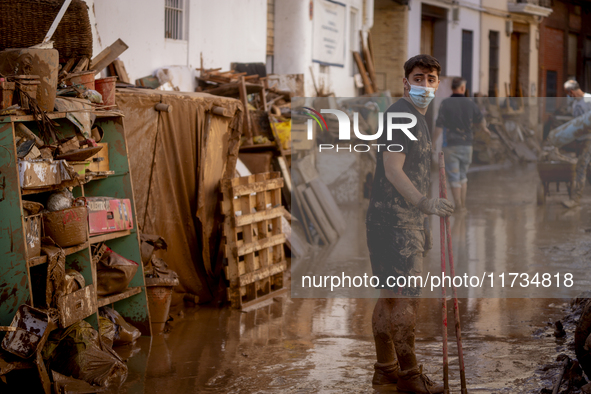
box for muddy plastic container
[145,277,179,333]
[1,305,54,358]
[95,76,117,106]
[65,71,95,90]
[0,80,14,109]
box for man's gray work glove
[417,196,454,217]
[423,216,433,255]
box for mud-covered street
[3,2,591,392]
[116,164,591,393]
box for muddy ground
[117,164,591,393]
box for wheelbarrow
[536,161,577,205]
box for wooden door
[421,18,434,56]
[510,32,520,97]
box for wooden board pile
[59,38,131,86]
[353,31,379,95]
[291,155,347,247]
[221,172,288,309]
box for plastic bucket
[146,285,173,324]
[0,81,14,109]
[65,71,95,90]
[95,76,117,106]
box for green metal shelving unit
[0,112,151,336]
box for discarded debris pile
[0,298,143,392]
[196,65,292,150]
[0,37,129,117]
[531,297,591,394]
[474,97,542,164]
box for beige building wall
[481,1,541,98]
[480,13,512,96]
[526,20,540,97]
[482,0,508,9]
[370,0,408,97]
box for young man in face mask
[366,54,454,393]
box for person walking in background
[562,80,591,208]
[433,77,490,212]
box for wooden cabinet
[0,112,151,335]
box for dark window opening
[488,30,500,97]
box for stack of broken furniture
[473,97,542,164]
[196,66,292,153]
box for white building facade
[83,0,268,87]
[274,0,374,96]
[81,0,372,97]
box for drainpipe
[479,0,482,96]
[363,0,374,31]
[186,0,191,67]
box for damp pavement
[118,163,591,393]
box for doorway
[420,4,447,75]
[509,22,530,97]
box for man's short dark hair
[404,54,441,79]
[452,77,466,90]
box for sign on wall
[312,0,346,67]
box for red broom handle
[440,152,468,393]
[438,152,450,393]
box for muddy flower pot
[0,80,15,109]
[95,76,117,106]
[65,70,95,90]
[145,277,179,333]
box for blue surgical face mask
[405,79,436,108]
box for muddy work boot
[396,366,444,394]
[372,361,400,387]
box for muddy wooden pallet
[221,172,287,309]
